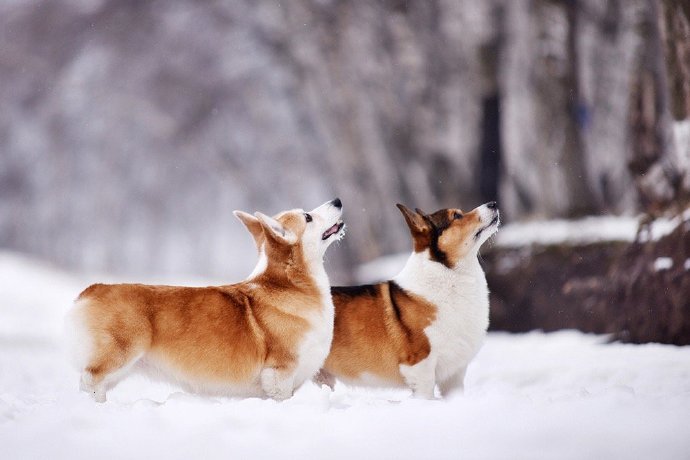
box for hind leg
[399,355,437,399]
[260,367,296,401]
[79,337,144,403]
[80,371,107,403]
[438,367,467,398]
[312,369,336,391]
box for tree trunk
[661,0,690,121]
[629,0,689,214]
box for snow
[1,251,690,460]
[653,257,673,271]
[638,208,690,243]
[495,215,640,247]
[488,211,690,248]
[493,213,690,248]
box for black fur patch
[388,281,417,342]
[331,284,378,298]
[387,281,404,322]
[425,210,453,268]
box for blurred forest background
[1,0,689,343]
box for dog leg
[79,335,145,403]
[312,369,336,390]
[80,371,106,403]
[399,356,436,399]
[438,367,467,398]
[260,367,296,401]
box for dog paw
[312,369,336,391]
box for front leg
[399,356,437,399]
[260,367,296,401]
[438,367,467,398]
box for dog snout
[331,198,342,209]
[484,201,499,218]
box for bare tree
[629,0,689,213]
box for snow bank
[355,213,690,283]
[1,252,689,460]
[495,211,690,248]
[495,215,640,247]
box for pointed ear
[396,204,430,235]
[415,208,435,227]
[233,210,265,249]
[254,212,296,244]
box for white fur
[394,250,489,396]
[135,352,265,398]
[274,200,343,393]
[247,244,267,279]
[291,292,334,389]
[338,372,396,388]
[260,367,295,400]
[394,203,498,397]
[290,235,338,389]
[399,354,437,398]
[64,299,94,371]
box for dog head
[396,201,499,268]
[234,198,345,278]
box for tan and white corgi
[66,198,345,402]
[316,202,499,398]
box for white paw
[260,368,295,401]
[80,372,106,402]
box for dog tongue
[322,223,340,239]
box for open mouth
[474,215,500,239]
[322,221,345,240]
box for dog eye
[453,212,463,219]
[304,213,313,223]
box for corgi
[65,198,345,402]
[315,202,499,398]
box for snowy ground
[1,251,689,460]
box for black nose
[331,197,342,209]
[487,201,497,209]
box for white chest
[394,252,490,381]
[292,265,335,386]
[293,296,335,386]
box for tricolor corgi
[66,198,345,402]
[316,202,499,398]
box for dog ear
[233,210,265,249]
[254,212,297,244]
[414,208,435,228]
[396,204,431,235]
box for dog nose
[331,198,342,209]
[487,201,497,209]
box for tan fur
[435,208,484,267]
[319,203,493,388]
[71,206,339,401]
[400,205,485,268]
[324,282,436,385]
